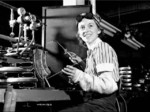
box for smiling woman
[1,1,150,112]
[60,12,120,112]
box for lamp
[98,19,122,37]
[101,19,122,32]
[121,28,145,50]
[100,22,117,33]
[103,29,114,37]
[121,39,139,50]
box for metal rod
[0,1,17,10]
[130,20,150,26]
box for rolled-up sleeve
[96,63,114,72]
[75,71,118,94]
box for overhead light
[103,29,114,37]
[100,22,117,33]
[99,19,121,37]
[132,37,145,48]
[101,19,122,32]
[126,38,141,48]
[122,30,145,50]
[121,39,139,50]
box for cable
[120,94,128,112]
[116,97,121,112]
[117,93,128,112]
[117,74,128,112]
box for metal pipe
[130,20,150,26]
[103,29,114,37]
[121,39,139,50]
[0,1,17,10]
[101,19,122,32]
[90,0,96,14]
[127,38,141,48]
[100,22,117,33]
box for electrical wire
[118,74,128,112]
[116,97,121,112]
[119,94,128,112]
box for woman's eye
[89,24,93,28]
[80,25,85,30]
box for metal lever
[55,41,78,64]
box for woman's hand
[68,52,83,64]
[62,65,83,83]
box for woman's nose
[84,26,89,31]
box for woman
[60,12,120,112]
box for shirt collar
[87,38,101,50]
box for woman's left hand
[62,65,83,83]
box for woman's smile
[83,32,92,38]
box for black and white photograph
[0,0,150,112]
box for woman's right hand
[68,52,83,64]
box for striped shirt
[76,38,120,94]
[85,38,119,81]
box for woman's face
[78,18,101,45]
